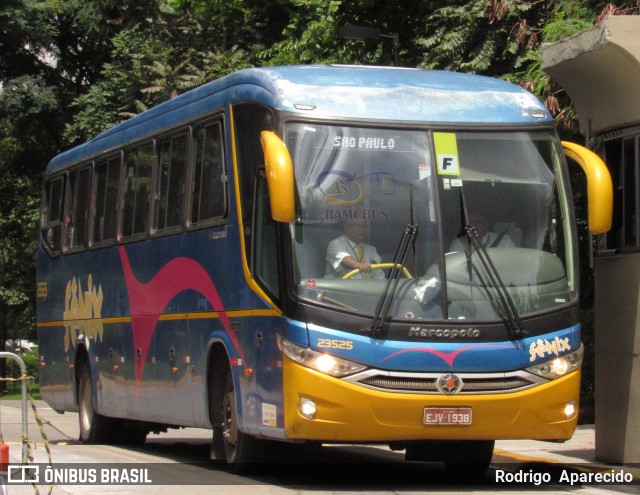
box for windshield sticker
[316,170,393,222]
[419,163,431,181]
[262,403,277,428]
[434,132,461,176]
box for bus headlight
[525,345,584,379]
[277,336,367,378]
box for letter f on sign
[437,154,460,175]
[433,132,461,176]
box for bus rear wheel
[78,363,111,444]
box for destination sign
[333,136,398,150]
[313,130,415,152]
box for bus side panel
[188,318,210,427]
[134,324,161,422]
[152,318,193,424]
[93,322,127,419]
[37,246,93,413]
[37,324,74,413]
[37,222,279,430]
[250,316,287,439]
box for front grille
[353,372,540,394]
[361,376,438,392]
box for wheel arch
[73,342,91,411]
[206,340,232,428]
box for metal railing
[0,352,30,465]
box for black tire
[111,418,148,446]
[213,371,260,470]
[405,439,494,479]
[77,363,112,444]
[444,440,494,479]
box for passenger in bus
[449,210,515,252]
[325,219,385,279]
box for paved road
[0,400,632,494]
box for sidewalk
[495,425,640,480]
[2,400,639,492]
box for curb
[493,448,640,482]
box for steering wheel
[342,263,413,280]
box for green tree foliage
[261,0,419,66]
[260,0,347,65]
[66,0,290,142]
[0,0,142,351]
[0,123,39,345]
[5,348,40,389]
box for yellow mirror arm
[562,141,613,234]
[260,131,295,223]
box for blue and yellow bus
[37,65,612,473]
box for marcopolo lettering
[408,327,481,339]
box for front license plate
[423,407,472,425]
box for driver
[325,219,385,279]
[449,210,515,252]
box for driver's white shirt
[325,235,384,279]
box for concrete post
[594,253,640,463]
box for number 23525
[317,338,353,350]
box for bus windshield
[287,123,575,323]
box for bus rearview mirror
[260,131,295,223]
[562,141,613,235]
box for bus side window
[254,171,279,300]
[191,121,226,225]
[93,155,121,245]
[233,103,275,272]
[65,165,92,251]
[41,175,65,254]
[121,144,154,240]
[156,132,189,232]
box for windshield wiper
[464,225,526,339]
[369,224,418,337]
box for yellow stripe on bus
[37,308,281,327]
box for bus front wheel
[405,439,494,478]
[444,440,494,478]
[213,371,259,470]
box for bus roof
[45,65,552,175]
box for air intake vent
[352,371,541,395]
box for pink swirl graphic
[382,343,517,367]
[118,246,245,399]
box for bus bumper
[283,357,580,442]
